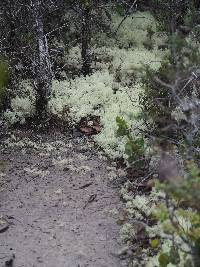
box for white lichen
[4,80,35,124]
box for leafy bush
[117,4,200,267]
[0,59,10,111]
[151,0,190,31]
[150,162,200,267]
[116,116,147,168]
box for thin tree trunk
[81,5,91,76]
[32,0,53,120]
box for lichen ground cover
[5,11,167,159]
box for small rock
[63,201,68,207]
[5,254,15,267]
[55,189,62,195]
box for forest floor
[0,129,128,267]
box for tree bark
[32,0,53,120]
[81,5,91,76]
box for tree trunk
[32,0,53,120]
[81,5,91,76]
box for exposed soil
[0,131,127,267]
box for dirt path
[0,131,127,267]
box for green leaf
[169,247,180,265]
[125,142,133,156]
[116,127,127,137]
[0,60,10,89]
[116,116,129,137]
[0,59,10,106]
[115,5,124,16]
[158,253,170,267]
[183,259,193,267]
[150,239,160,248]
[116,116,128,128]
[116,116,122,124]
[136,138,145,149]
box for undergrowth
[3,7,200,267]
[3,11,167,159]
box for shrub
[116,116,147,168]
[149,162,200,267]
[117,5,200,267]
[0,59,10,111]
[4,80,35,124]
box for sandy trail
[0,131,127,267]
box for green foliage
[151,238,160,248]
[125,138,145,166]
[116,116,129,137]
[112,3,200,266]
[158,247,180,267]
[116,116,146,167]
[141,7,200,264]
[0,60,10,90]
[158,252,170,267]
[0,59,10,110]
[141,26,200,146]
[154,162,200,266]
[184,2,200,27]
[115,4,124,16]
[22,33,35,45]
[142,64,172,126]
[143,26,155,50]
[151,0,191,31]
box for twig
[113,0,138,35]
